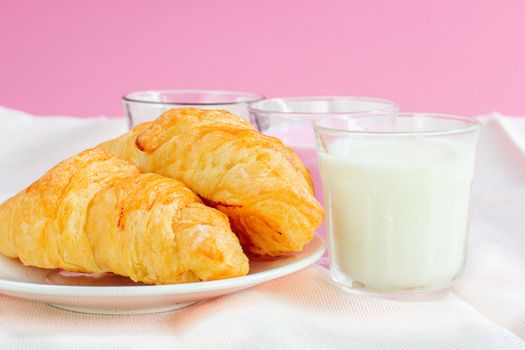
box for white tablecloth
[0,106,523,349]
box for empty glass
[313,113,480,297]
[124,90,264,128]
[249,97,398,240]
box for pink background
[1,0,524,117]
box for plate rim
[0,235,325,297]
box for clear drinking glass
[313,113,480,297]
[124,90,264,128]
[248,97,398,241]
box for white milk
[319,138,475,292]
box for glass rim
[312,113,481,137]
[123,89,264,106]
[248,96,398,116]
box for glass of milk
[248,97,399,241]
[124,90,264,128]
[313,113,480,296]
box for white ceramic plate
[0,235,324,315]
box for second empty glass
[249,96,398,238]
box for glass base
[330,268,455,302]
[335,283,451,302]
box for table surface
[0,106,523,350]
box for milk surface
[319,138,475,292]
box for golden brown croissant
[100,108,324,256]
[0,148,248,284]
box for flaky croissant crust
[0,148,248,284]
[101,108,324,256]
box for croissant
[100,108,324,256]
[0,148,248,284]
